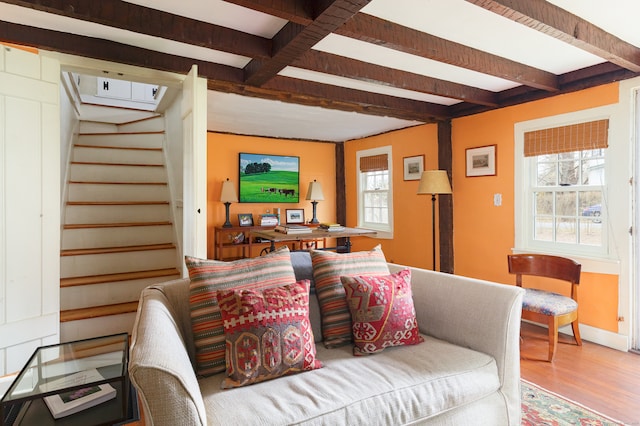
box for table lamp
[220,178,238,228]
[306,180,324,224]
[417,170,452,270]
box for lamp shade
[306,180,325,201]
[417,170,452,195]
[220,179,238,203]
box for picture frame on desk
[238,213,253,227]
[286,209,305,224]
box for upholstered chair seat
[522,289,578,316]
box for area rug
[522,379,626,425]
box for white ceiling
[2,0,639,142]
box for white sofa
[129,252,524,425]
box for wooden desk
[250,227,376,253]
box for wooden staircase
[60,114,181,342]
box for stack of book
[260,214,279,226]
[274,224,312,234]
[319,223,346,232]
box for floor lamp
[220,178,238,228]
[417,170,452,271]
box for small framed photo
[403,155,425,181]
[466,145,497,177]
[286,209,305,224]
[238,213,253,227]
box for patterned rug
[522,380,626,425]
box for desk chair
[507,254,582,362]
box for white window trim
[514,105,627,274]
[356,146,393,239]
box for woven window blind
[524,119,609,157]
[359,154,388,172]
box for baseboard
[524,320,630,352]
[577,323,629,352]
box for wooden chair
[507,254,582,362]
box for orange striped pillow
[186,246,296,377]
[310,246,389,348]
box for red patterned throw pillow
[216,280,322,388]
[311,246,389,348]
[340,269,424,356]
[186,246,297,377]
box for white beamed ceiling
[3,0,639,141]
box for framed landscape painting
[239,153,300,203]
[466,145,496,177]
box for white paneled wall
[0,44,60,375]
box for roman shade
[524,119,609,157]
[359,154,388,172]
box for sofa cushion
[186,246,297,377]
[198,335,500,425]
[310,246,389,348]
[341,269,424,355]
[216,280,322,389]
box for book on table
[260,214,279,226]
[319,223,346,232]
[40,369,117,419]
[274,224,312,234]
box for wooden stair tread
[69,180,167,185]
[64,221,172,229]
[67,201,169,206]
[61,268,180,287]
[61,243,175,256]
[71,161,164,167]
[75,144,162,151]
[60,302,139,322]
[79,131,164,136]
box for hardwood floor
[520,322,640,425]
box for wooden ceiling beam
[222,0,313,25]
[0,20,443,123]
[243,0,371,86]
[224,0,559,91]
[0,0,271,60]
[0,20,242,80]
[294,51,498,106]
[337,14,559,92]
[449,63,639,118]
[210,76,448,122]
[467,0,640,72]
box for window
[357,146,393,238]
[516,118,609,257]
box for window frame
[356,146,393,239]
[528,150,607,256]
[514,107,621,270]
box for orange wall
[206,132,336,259]
[451,83,620,331]
[208,83,622,332]
[344,125,440,267]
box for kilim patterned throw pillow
[216,280,322,388]
[310,246,389,348]
[186,246,296,377]
[341,269,424,355]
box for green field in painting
[239,171,299,203]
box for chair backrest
[507,254,581,299]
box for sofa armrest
[388,264,524,425]
[129,285,206,426]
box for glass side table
[1,333,134,426]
